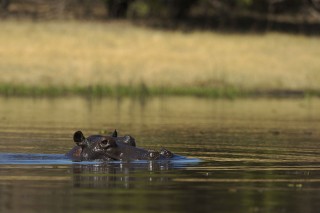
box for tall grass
[0,20,319,97]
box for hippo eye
[100,138,117,149]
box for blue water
[0,152,201,166]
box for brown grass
[0,20,319,91]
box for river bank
[0,20,319,98]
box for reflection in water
[2,162,320,213]
[0,162,194,213]
[68,161,219,213]
[71,162,173,189]
[0,97,320,213]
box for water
[0,97,320,213]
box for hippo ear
[100,138,117,149]
[73,131,86,143]
[74,131,85,142]
[73,131,88,148]
[123,135,136,147]
[112,129,118,137]
[73,131,89,148]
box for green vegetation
[0,84,319,99]
[0,20,319,98]
[0,84,244,98]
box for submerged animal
[66,130,175,162]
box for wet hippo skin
[66,130,136,161]
[66,130,174,162]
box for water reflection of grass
[1,20,320,97]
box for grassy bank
[0,83,241,98]
[1,84,319,99]
[0,20,319,98]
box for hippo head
[67,130,174,162]
[80,136,119,161]
[69,130,127,161]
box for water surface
[0,97,320,213]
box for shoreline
[0,84,318,99]
[1,21,319,98]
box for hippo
[66,130,136,161]
[66,130,175,162]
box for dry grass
[0,20,320,92]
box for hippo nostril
[148,151,160,160]
[160,148,173,158]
